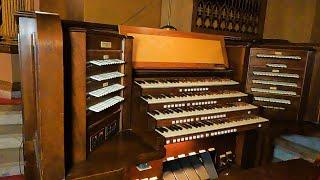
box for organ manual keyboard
[120,26,270,179]
[132,74,269,179]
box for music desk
[220,159,320,180]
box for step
[0,125,22,135]
[282,135,320,152]
[275,135,320,163]
[0,148,23,165]
[0,134,22,150]
[0,162,24,177]
[273,144,301,161]
[0,112,22,126]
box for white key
[156,117,269,138]
[88,96,124,112]
[251,87,296,96]
[135,79,239,89]
[252,80,297,87]
[89,59,125,66]
[90,71,124,81]
[89,84,124,97]
[142,91,247,104]
[254,96,291,104]
[253,71,299,78]
[256,54,301,60]
[266,64,287,68]
[148,103,258,120]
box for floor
[273,134,320,163]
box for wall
[33,0,320,42]
[161,0,193,32]
[34,0,162,27]
[263,0,317,43]
[84,0,162,28]
[311,0,320,42]
[34,0,84,20]
[161,0,320,43]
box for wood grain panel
[69,29,87,164]
[119,25,229,69]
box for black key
[155,127,165,133]
[149,110,159,115]
[167,126,176,131]
[142,95,152,99]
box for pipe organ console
[17,10,320,180]
[245,45,315,122]
[131,74,269,179]
[120,26,269,179]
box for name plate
[270,86,277,90]
[103,82,108,87]
[103,55,110,59]
[100,41,112,48]
[272,69,280,73]
[275,51,282,55]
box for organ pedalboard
[65,27,133,164]
[246,47,315,122]
[132,76,269,179]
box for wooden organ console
[245,44,315,123]
[226,41,319,164]
[120,26,269,179]
[62,22,134,163]
[17,11,319,180]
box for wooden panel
[303,47,320,123]
[164,135,236,159]
[69,29,87,164]
[226,44,251,90]
[18,11,65,179]
[86,33,122,50]
[119,25,229,69]
[34,12,65,180]
[249,48,308,69]
[122,38,133,129]
[18,13,39,180]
